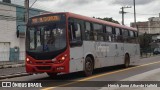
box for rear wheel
[84,57,94,76]
[47,73,57,78]
[124,54,130,68]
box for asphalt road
[1,56,160,90]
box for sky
[1,0,160,26]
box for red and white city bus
[26,12,140,77]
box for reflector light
[52,58,57,62]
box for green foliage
[93,17,120,24]
[139,33,153,52]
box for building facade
[130,22,148,33]
[130,14,160,34]
[0,1,46,61]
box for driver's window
[29,28,35,49]
[69,20,82,41]
[36,30,41,47]
[74,23,81,41]
[68,18,82,47]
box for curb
[0,72,31,80]
[0,64,25,69]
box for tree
[93,17,120,24]
[139,33,153,53]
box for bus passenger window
[85,22,94,40]
[115,28,123,42]
[75,24,81,40]
[93,24,103,41]
[115,28,120,35]
[122,29,129,42]
[105,26,112,42]
[129,31,134,38]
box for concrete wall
[0,4,18,47]
[0,4,18,61]
[0,3,45,61]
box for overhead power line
[0,14,24,21]
[0,8,38,15]
[30,0,38,8]
[128,12,158,16]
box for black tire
[124,54,130,68]
[84,57,94,76]
[47,73,57,78]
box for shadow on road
[35,65,136,81]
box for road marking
[41,61,160,90]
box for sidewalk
[0,61,25,69]
[100,68,160,90]
[0,61,29,79]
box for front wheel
[84,57,94,76]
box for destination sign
[31,15,60,23]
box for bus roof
[31,12,137,31]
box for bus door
[68,18,84,72]
[114,43,124,65]
[114,28,124,65]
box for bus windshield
[27,23,66,52]
[26,18,66,60]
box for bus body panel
[124,43,135,64]
[132,44,140,64]
[114,43,124,65]
[69,42,140,73]
[69,46,84,73]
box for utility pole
[120,6,131,25]
[133,0,138,35]
[25,0,29,24]
[121,7,125,25]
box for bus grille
[36,66,51,70]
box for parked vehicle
[153,48,160,55]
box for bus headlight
[61,56,65,60]
[54,54,68,64]
[26,58,30,62]
[26,58,32,64]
